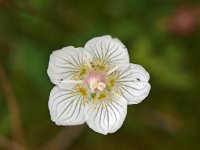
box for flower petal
[84,35,130,69]
[114,64,151,104]
[47,46,92,85]
[49,86,86,125]
[85,95,127,135]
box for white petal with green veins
[84,35,130,70]
[49,86,86,125]
[47,46,92,85]
[114,63,151,104]
[85,94,127,135]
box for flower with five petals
[47,35,151,135]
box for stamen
[106,65,119,75]
[98,93,107,100]
[60,79,83,84]
[76,85,88,97]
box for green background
[0,0,200,149]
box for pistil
[86,71,107,92]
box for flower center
[62,59,120,100]
[86,71,107,92]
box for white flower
[47,35,151,135]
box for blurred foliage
[0,0,200,150]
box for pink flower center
[85,71,107,92]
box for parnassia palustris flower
[47,35,151,135]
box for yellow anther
[98,93,107,100]
[109,78,115,87]
[71,90,75,96]
[77,85,88,97]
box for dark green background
[0,0,200,149]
